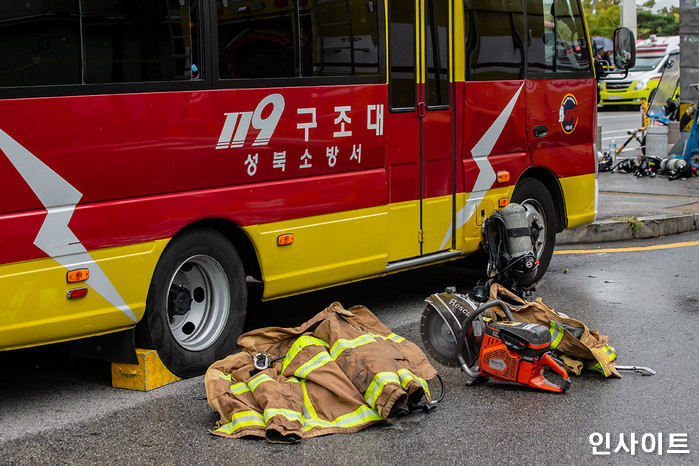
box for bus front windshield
[631,56,664,72]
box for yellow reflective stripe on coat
[587,362,611,376]
[302,405,383,431]
[371,332,406,344]
[330,334,377,359]
[215,410,265,434]
[280,336,330,373]
[297,379,382,431]
[219,372,232,381]
[299,379,320,421]
[294,351,333,378]
[601,344,616,362]
[364,372,401,408]
[264,408,304,425]
[589,346,616,366]
[248,373,275,392]
[549,321,564,349]
[230,382,251,395]
[397,368,430,396]
[329,332,406,360]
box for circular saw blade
[420,304,462,367]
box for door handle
[533,125,548,137]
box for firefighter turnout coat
[488,284,619,377]
[205,302,438,442]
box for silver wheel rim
[520,198,547,260]
[166,255,230,351]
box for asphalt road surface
[1,231,698,465]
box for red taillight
[67,287,88,299]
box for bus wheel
[511,178,556,283]
[139,228,247,377]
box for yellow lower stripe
[554,241,699,255]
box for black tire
[138,228,247,377]
[511,178,556,284]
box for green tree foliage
[582,0,620,39]
[637,2,679,39]
[581,0,679,40]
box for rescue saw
[420,203,569,392]
[420,291,570,393]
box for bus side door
[386,0,454,261]
[458,0,529,248]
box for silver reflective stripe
[281,336,330,373]
[303,405,383,431]
[230,382,251,395]
[549,321,564,349]
[371,332,406,344]
[248,373,275,392]
[397,368,430,396]
[294,351,333,378]
[364,372,401,408]
[588,362,609,376]
[602,345,616,362]
[330,334,376,359]
[264,408,304,424]
[215,411,265,434]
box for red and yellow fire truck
[0,0,629,376]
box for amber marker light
[499,198,510,208]
[496,171,510,184]
[67,287,88,299]
[277,233,295,246]
[67,268,90,283]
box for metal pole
[680,0,699,128]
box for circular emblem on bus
[559,94,579,134]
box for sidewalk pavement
[556,171,699,244]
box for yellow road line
[554,241,699,255]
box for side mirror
[613,27,636,70]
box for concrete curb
[556,213,699,244]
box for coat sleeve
[314,303,438,419]
[205,352,267,439]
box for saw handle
[542,353,568,380]
[456,300,513,377]
[538,352,571,392]
[500,330,529,352]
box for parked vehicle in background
[599,35,679,108]
[0,0,634,377]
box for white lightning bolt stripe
[439,84,524,250]
[0,129,137,323]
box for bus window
[527,0,591,75]
[0,1,81,87]
[217,0,380,80]
[82,0,201,83]
[0,0,200,88]
[300,0,380,77]
[424,0,449,107]
[464,0,525,81]
[389,1,416,110]
[217,2,297,79]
